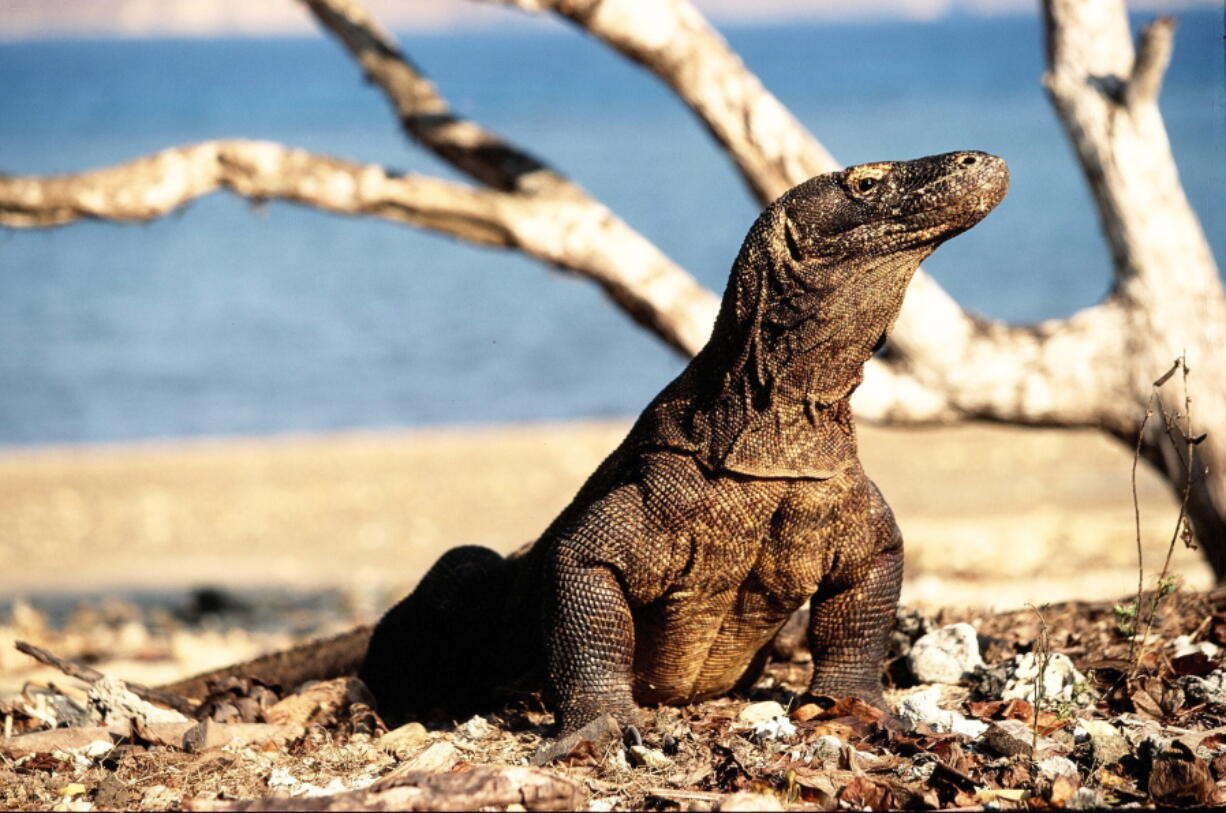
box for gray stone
[1037,755,1078,779]
[897,687,987,738]
[982,719,1056,757]
[1075,719,1130,766]
[1066,787,1103,810]
[810,735,843,767]
[87,676,189,727]
[376,722,427,759]
[908,623,984,684]
[1179,669,1226,707]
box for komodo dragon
[163,151,1009,737]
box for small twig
[1026,603,1051,755]
[14,640,197,717]
[1128,387,1157,665]
[1128,354,1200,680]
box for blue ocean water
[0,12,1222,446]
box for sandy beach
[1,419,1211,610]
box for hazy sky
[2,0,1218,39]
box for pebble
[982,719,1056,757]
[457,715,494,741]
[87,676,189,727]
[736,701,786,726]
[908,623,984,684]
[810,735,843,767]
[1179,669,1226,707]
[1037,755,1078,779]
[750,717,797,742]
[897,687,988,738]
[1066,787,1104,809]
[628,744,673,770]
[376,722,427,759]
[1074,719,1130,766]
[719,790,785,811]
[1001,652,1093,707]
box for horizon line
[1,1,1217,43]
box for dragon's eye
[845,164,888,199]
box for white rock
[1037,755,1078,779]
[629,744,674,770]
[909,623,984,684]
[456,715,494,741]
[751,717,797,742]
[736,701,786,726]
[897,687,988,738]
[87,676,189,727]
[1075,720,1130,765]
[810,734,843,766]
[1001,652,1094,707]
[719,791,785,811]
[1066,787,1103,810]
[1171,635,1220,659]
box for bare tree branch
[299,0,565,196]
[488,0,1148,427]
[488,0,838,204]
[0,141,513,243]
[1043,0,1226,575]
[295,0,720,350]
[0,139,718,355]
[1126,15,1175,108]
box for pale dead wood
[487,0,838,203]
[297,0,718,352]
[0,139,717,354]
[191,765,586,811]
[0,721,301,757]
[480,0,1132,427]
[15,640,196,716]
[300,0,564,196]
[1042,0,1226,574]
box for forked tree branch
[299,0,566,196]
[487,0,838,203]
[487,0,1138,426]
[296,0,719,351]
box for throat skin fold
[641,235,934,481]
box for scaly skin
[359,151,1010,734]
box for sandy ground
[1,419,1211,610]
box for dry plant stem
[14,640,197,716]
[1136,357,1198,665]
[1129,389,1157,667]
[1127,355,1201,677]
[1026,604,1051,754]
